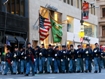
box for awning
[5,35,16,43]
[15,36,25,44]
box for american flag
[39,14,51,41]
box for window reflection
[16,0,20,15]
[20,0,24,16]
[11,0,15,14]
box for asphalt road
[0,70,105,79]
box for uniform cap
[86,44,90,46]
[49,44,52,47]
[77,45,81,47]
[70,44,73,47]
[95,43,98,45]
[55,46,58,49]
[28,42,31,45]
[62,45,66,48]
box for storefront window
[7,0,11,13]
[20,0,25,16]
[54,12,62,23]
[39,7,62,47]
[16,0,20,15]
[11,0,15,14]
[84,22,95,37]
[67,16,74,32]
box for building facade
[96,0,105,45]
[0,0,29,52]
[29,0,99,49]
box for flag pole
[33,4,48,29]
[39,7,50,46]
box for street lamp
[3,0,8,44]
[80,0,97,45]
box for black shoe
[54,72,57,73]
[18,72,20,74]
[13,73,16,75]
[25,74,29,76]
[32,74,35,76]
[85,70,88,73]
[39,72,43,74]
[69,71,72,73]
[34,72,37,74]
[21,72,24,74]
[47,72,50,74]
[94,71,97,73]
[89,71,91,73]
[99,71,101,73]
[77,71,80,73]
[4,74,7,75]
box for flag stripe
[39,14,51,41]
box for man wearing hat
[39,44,47,73]
[76,45,84,73]
[20,45,26,74]
[84,44,93,73]
[25,43,35,76]
[93,43,102,73]
[53,46,61,73]
[34,46,40,74]
[60,45,68,73]
[4,48,13,75]
[67,44,77,73]
[46,44,53,73]
[12,46,21,74]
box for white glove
[3,61,5,64]
[39,53,42,56]
[55,54,57,56]
[52,58,54,61]
[68,58,70,61]
[34,59,36,61]
[14,54,16,57]
[11,61,13,64]
[61,59,63,62]
[45,58,47,61]
[83,58,85,61]
[94,50,97,53]
[75,59,77,61]
[24,56,27,59]
[86,51,88,54]
[92,59,94,62]
[21,52,24,55]
[18,59,20,62]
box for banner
[82,2,89,19]
[50,18,63,43]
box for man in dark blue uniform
[60,45,68,73]
[76,45,84,73]
[12,46,21,74]
[4,48,13,75]
[46,44,53,73]
[20,45,26,74]
[53,46,61,73]
[34,46,40,74]
[84,44,93,73]
[25,43,35,76]
[93,43,102,73]
[39,44,47,73]
[67,44,77,73]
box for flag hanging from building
[39,14,51,41]
[82,1,89,19]
[50,18,63,43]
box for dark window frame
[71,0,73,6]
[102,26,105,37]
[102,8,105,17]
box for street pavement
[0,69,105,79]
